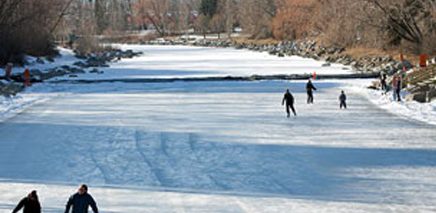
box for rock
[367,85,378,90]
[396,60,413,70]
[36,58,45,64]
[86,57,108,67]
[406,92,427,103]
[268,50,278,55]
[0,82,24,96]
[89,68,99,73]
[322,63,331,67]
[28,69,43,81]
[407,85,436,103]
[69,74,78,78]
[45,56,55,63]
[278,52,285,57]
[73,61,88,68]
[75,54,88,60]
[428,86,436,102]
[68,67,86,74]
[29,69,43,76]
[61,65,70,70]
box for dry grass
[344,46,422,64]
[231,37,281,45]
[344,47,391,58]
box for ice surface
[1,45,435,212]
[1,80,436,212]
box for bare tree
[0,0,68,64]
[133,0,172,36]
[238,0,276,38]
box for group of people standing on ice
[12,184,98,213]
[282,79,347,117]
[380,73,403,102]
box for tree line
[0,0,434,65]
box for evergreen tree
[199,0,218,17]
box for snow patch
[344,79,436,125]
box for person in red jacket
[23,68,31,87]
[12,190,41,213]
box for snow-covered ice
[50,44,352,81]
[1,80,436,212]
[1,45,436,212]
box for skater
[5,62,12,80]
[65,184,99,213]
[392,76,398,100]
[339,90,347,109]
[380,73,387,93]
[395,76,402,102]
[306,79,317,104]
[282,89,297,117]
[12,190,41,213]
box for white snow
[367,90,436,125]
[50,45,352,81]
[1,45,436,212]
[2,181,434,213]
[0,47,79,122]
[342,79,436,125]
[9,47,79,75]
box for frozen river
[1,45,435,212]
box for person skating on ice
[306,79,317,104]
[339,90,347,109]
[282,89,297,117]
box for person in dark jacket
[306,79,317,104]
[339,90,347,109]
[12,190,41,213]
[282,89,297,117]
[65,184,98,213]
[380,73,388,94]
[395,76,402,102]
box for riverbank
[139,37,416,76]
[0,47,142,96]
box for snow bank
[367,91,436,125]
[344,79,436,126]
[9,47,78,75]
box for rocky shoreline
[0,48,142,96]
[142,38,436,103]
[143,38,414,76]
[2,39,433,103]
